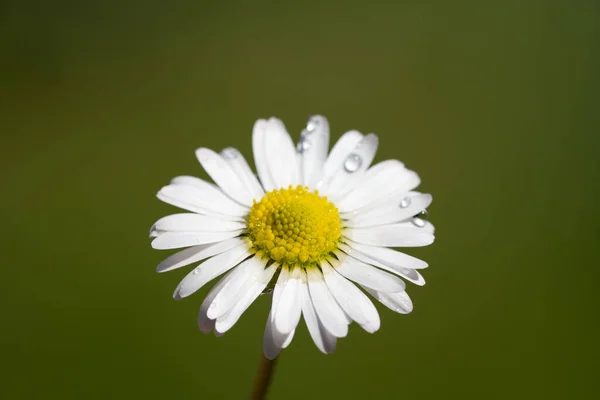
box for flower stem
[250,355,277,400]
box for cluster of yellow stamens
[245,185,342,266]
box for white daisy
[150,115,434,359]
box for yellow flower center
[245,185,342,266]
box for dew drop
[344,153,362,172]
[298,117,319,153]
[400,197,411,208]
[306,116,320,132]
[193,268,201,275]
[261,275,278,295]
[412,210,429,227]
[221,147,239,160]
[415,210,429,220]
[297,135,312,153]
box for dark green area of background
[1,1,598,398]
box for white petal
[263,310,292,360]
[306,268,348,338]
[340,241,428,270]
[199,316,216,335]
[330,252,406,293]
[220,147,265,200]
[298,115,330,189]
[270,265,289,322]
[268,118,300,188]
[158,178,247,219]
[364,288,413,314]
[343,193,433,228]
[253,118,298,191]
[156,237,245,273]
[262,311,278,359]
[273,267,303,338]
[316,130,363,191]
[336,160,420,213]
[173,244,250,299]
[170,175,211,188]
[343,222,435,247]
[397,268,426,286]
[151,230,244,250]
[339,243,426,286]
[321,262,380,333]
[324,134,379,200]
[300,280,337,354]
[280,328,295,349]
[215,260,276,334]
[268,266,299,348]
[196,148,254,206]
[207,257,256,319]
[197,270,237,334]
[252,119,277,191]
[152,213,245,232]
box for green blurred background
[1,0,598,398]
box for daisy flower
[150,115,434,359]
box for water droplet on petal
[344,153,362,172]
[415,210,429,220]
[306,116,320,132]
[193,268,201,275]
[261,275,278,295]
[297,136,312,153]
[412,210,429,227]
[400,197,411,208]
[412,218,426,227]
[298,117,320,153]
[221,147,240,160]
[260,287,274,296]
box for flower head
[150,116,434,358]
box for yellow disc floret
[246,185,342,266]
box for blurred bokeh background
[1,0,598,398]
